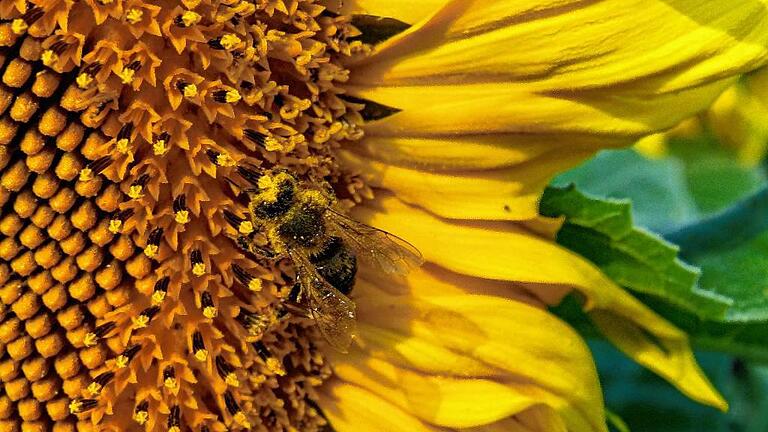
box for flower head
[0,0,767,431]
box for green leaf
[540,184,732,320]
[664,186,768,322]
[666,133,766,214]
[693,229,768,322]
[553,149,700,231]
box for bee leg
[236,235,280,259]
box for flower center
[0,0,369,430]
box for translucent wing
[325,208,423,275]
[289,250,357,353]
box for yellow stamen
[264,137,283,152]
[203,306,217,319]
[248,278,262,292]
[87,382,103,396]
[68,400,83,414]
[164,377,178,389]
[41,50,58,67]
[108,219,122,234]
[151,290,166,305]
[79,168,94,182]
[125,8,143,24]
[194,349,208,362]
[182,83,198,98]
[220,33,241,50]
[98,0,113,4]
[225,373,240,387]
[153,138,169,155]
[11,19,27,35]
[118,67,135,84]
[216,153,236,167]
[133,411,148,425]
[133,315,150,329]
[83,332,98,347]
[266,357,286,376]
[76,73,93,89]
[115,138,130,154]
[234,412,251,428]
[175,210,190,224]
[128,185,143,199]
[224,89,241,103]
[143,244,158,258]
[238,220,254,235]
[192,262,206,276]
[181,10,201,26]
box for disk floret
[0,0,362,429]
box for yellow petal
[463,406,567,432]
[343,280,606,431]
[591,310,727,412]
[319,380,444,432]
[339,148,591,220]
[349,80,732,140]
[349,134,623,171]
[350,0,768,138]
[332,353,548,429]
[354,195,726,410]
[342,0,447,24]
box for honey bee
[232,167,422,352]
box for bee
[232,168,422,352]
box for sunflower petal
[590,310,727,412]
[347,134,624,171]
[353,195,726,410]
[463,406,567,432]
[348,0,768,148]
[340,280,606,431]
[339,148,591,220]
[319,380,445,432]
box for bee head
[249,170,297,219]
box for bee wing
[289,250,357,353]
[325,208,424,275]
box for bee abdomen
[311,237,357,295]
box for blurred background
[551,69,768,431]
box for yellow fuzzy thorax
[267,189,333,253]
[0,0,366,429]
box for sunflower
[0,0,766,431]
